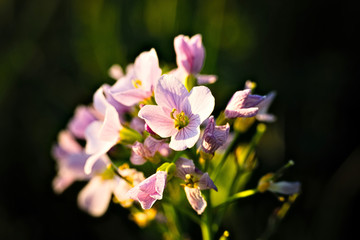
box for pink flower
[130,136,170,165]
[201,116,230,155]
[84,104,123,174]
[78,166,145,217]
[67,105,98,139]
[138,74,215,151]
[127,171,167,209]
[173,34,217,85]
[52,131,107,193]
[175,34,204,75]
[175,158,217,214]
[225,89,265,119]
[110,49,162,106]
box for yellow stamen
[132,79,142,88]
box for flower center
[184,173,199,188]
[132,79,142,88]
[170,109,189,130]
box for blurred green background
[1,0,359,239]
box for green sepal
[157,162,176,181]
[184,74,197,92]
[119,126,143,145]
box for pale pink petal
[68,106,97,139]
[154,75,189,112]
[144,136,166,156]
[187,86,215,123]
[52,174,76,194]
[130,142,148,165]
[268,181,301,195]
[170,124,200,151]
[84,113,120,175]
[57,130,82,154]
[196,74,217,85]
[134,48,162,90]
[225,89,265,118]
[84,150,112,175]
[84,121,104,154]
[111,88,152,106]
[98,105,122,142]
[110,72,134,93]
[174,35,192,73]
[188,34,205,74]
[93,87,109,116]
[138,105,178,138]
[168,68,188,84]
[174,34,205,75]
[127,171,167,209]
[130,117,145,133]
[102,84,130,115]
[184,186,207,215]
[77,176,114,217]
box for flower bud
[200,116,230,157]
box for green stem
[201,191,213,240]
[213,189,258,209]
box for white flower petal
[77,177,114,217]
[188,86,215,123]
[184,186,207,215]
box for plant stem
[201,191,213,240]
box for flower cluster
[52,34,300,239]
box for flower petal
[198,173,218,191]
[188,86,215,123]
[98,105,122,142]
[138,105,177,138]
[68,106,97,139]
[170,124,200,151]
[174,157,196,179]
[111,88,152,107]
[196,74,217,85]
[127,171,167,209]
[134,48,162,90]
[174,34,204,74]
[77,176,114,217]
[93,86,109,116]
[184,186,207,215]
[57,130,82,154]
[155,74,189,111]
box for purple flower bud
[201,116,230,154]
[225,89,265,119]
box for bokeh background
[1,0,359,239]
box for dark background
[1,0,359,239]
